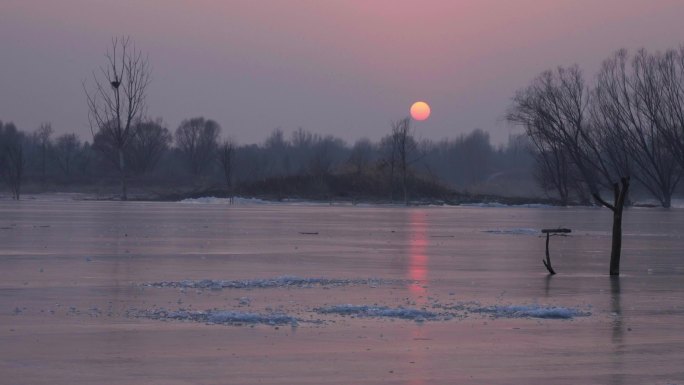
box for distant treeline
[5,37,682,206]
[0,118,536,202]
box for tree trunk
[403,181,408,206]
[389,162,395,202]
[662,193,671,209]
[402,166,408,206]
[119,148,127,201]
[593,177,629,276]
[609,178,629,276]
[609,202,623,276]
[41,145,47,188]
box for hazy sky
[2,0,684,145]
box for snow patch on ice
[474,304,591,319]
[145,276,401,290]
[179,196,343,206]
[317,305,441,321]
[138,308,299,326]
[483,228,538,235]
[460,203,554,208]
[2,192,96,201]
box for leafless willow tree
[175,117,221,176]
[264,128,290,177]
[593,49,681,208]
[508,66,630,276]
[84,36,151,200]
[657,47,684,170]
[347,138,374,177]
[217,138,236,189]
[0,121,25,200]
[127,119,171,175]
[53,133,80,177]
[379,132,398,201]
[533,145,572,205]
[34,123,53,186]
[391,117,421,205]
[308,135,345,177]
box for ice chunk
[317,305,438,321]
[474,304,590,319]
[146,276,400,290]
[141,308,298,326]
[483,228,538,235]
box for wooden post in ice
[541,228,571,275]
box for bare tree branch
[84,36,151,200]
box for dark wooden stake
[541,228,571,275]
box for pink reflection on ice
[408,210,429,299]
[407,210,429,385]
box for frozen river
[0,199,682,384]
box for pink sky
[2,0,684,144]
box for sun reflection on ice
[407,210,429,385]
[408,210,429,299]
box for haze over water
[3,1,684,144]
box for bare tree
[348,138,374,177]
[263,128,290,177]
[391,117,420,205]
[657,47,684,170]
[217,138,236,189]
[175,117,221,176]
[309,135,345,177]
[379,131,399,201]
[34,123,53,186]
[592,49,681,207]
[454,129,494,186]
[0,121,25,200]
[533,146,572,204]
[53,133,80,178]
[508,66,630,276]
[84,36,151,200]
[290,128,315,174]
[127,118,171,175]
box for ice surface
[146,276,401,290]
[3,200,683,384]
[139,308,299,326]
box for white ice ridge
[139,308,299,326]
[131,303,590,327]
[316,305,442,321]
[179,196,334,206]
[145,276,401,289]
[318,303,589,321]
[482,228,538,235]
[179,196,270,205]
[460,203,553,208]
[474,304,591,319]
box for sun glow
[410,101,431,121]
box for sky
[2,0,684,146]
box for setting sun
[410,101,431,121]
